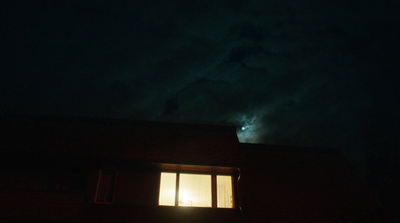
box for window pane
[217,175,233,208]
[159,172,176,206]
[95,169,117,203]
[179,174,211,207]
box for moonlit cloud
[1,0,399,173]
[235,112,265,143]
[1,1,399,219]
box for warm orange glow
[217,175,233,208]
[159,172,176,206]
[159,172,233,208]
[179,173,212,207]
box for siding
[0,191,85,221]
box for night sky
[1,0,400,210]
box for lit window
[179,173,212,207]
[159,172,234,208]
[217,175,233,208]
[159,172,176,206]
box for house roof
[1,114,242,166]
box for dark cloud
[1,1,400,173]
[2,1,400,219]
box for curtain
[159,172,176,206]
[217,175,233,208]
[178,173,212,207]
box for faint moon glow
[235,113,263,143]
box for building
[0,115,386,222]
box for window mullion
[212,174,217,208]
[175,173,180,206]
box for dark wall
[0,152,89,221]
[1,115,242,166]
[83,166,242,223]
[0,115,387,222]
[113,170,159,206]
[83,206,241,223]
[0,153,242,223]
[1,115,243,223]
[241,144,386,222]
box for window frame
[158,164,237,209]
[94,168,118,204]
